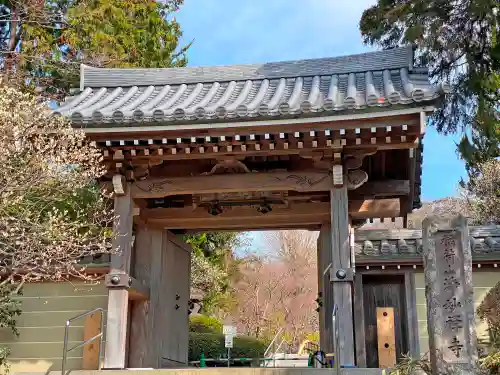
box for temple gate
[54,46,447,368]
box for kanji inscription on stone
[445,314,463,332]
[423,215,477,374]
[449,336,464,358]
[443,297,462,313]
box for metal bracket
[329,268,355,282]
[105,273,150,300]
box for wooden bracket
[202,159,251,175]
[112,175,126,196]
[105,273,149,301]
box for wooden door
[128,228,191,368]
[159,231,191,367]
[362,274,409,368]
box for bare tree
[233,231,319,351]
[465,158,500,225]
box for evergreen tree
[0,0,190,98]
[359,0,499,176]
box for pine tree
[359,0,499,175]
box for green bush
[189,315,222,334]
[188,332,267,361]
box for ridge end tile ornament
[422,215,478,374]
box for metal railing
[264,327,283,358]
[263,327,286,367]
[332,303,341,375]
[62,307,105,375]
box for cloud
[176,0,377,66]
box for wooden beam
[87,112,421,138]
[349,198,401,220]
[351,179,410,197]
[103,184,133,369]
[145,202,329,230]
[104,140,420,163]
[141,199,401,230]
[104,274,150,301]
[130,171,333,198]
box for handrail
[62,307,105,375]
[264,327,283,358]
[332,304,340,375]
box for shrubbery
[189,315,223,334]
[188,314,267,361]
[188,332,267,361]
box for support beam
[130,171,334,198]
[330,187,355,366]
[352,179,410,198]
[104,184,133,369]
[104,273,149,300]
[126,175,410,199]
[143,199,401,230]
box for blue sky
[176,0,467,201]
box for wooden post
[103,183,134,369]
[354,273,366,368]
[330,186,355,366]
[318,225,333,352]
[83,312,102,369]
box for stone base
[13,368,385,375]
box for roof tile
[54,47,448,125]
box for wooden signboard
[376,307,396,368]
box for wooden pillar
[318,225,333,352]
[354,273,366,368]
[330,186,355,366]
[104,183,134,369]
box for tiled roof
[354,226,500,262]
[54,46,448,125]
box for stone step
[14,368,385,375]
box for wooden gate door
[362,274,409,368]
[128,229,191,368]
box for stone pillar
[422,215,477,374]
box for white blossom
[0,87,114,283]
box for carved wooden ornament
[346,169,369,190]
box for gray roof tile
[354,226,500,261]
[54,47,449,125]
